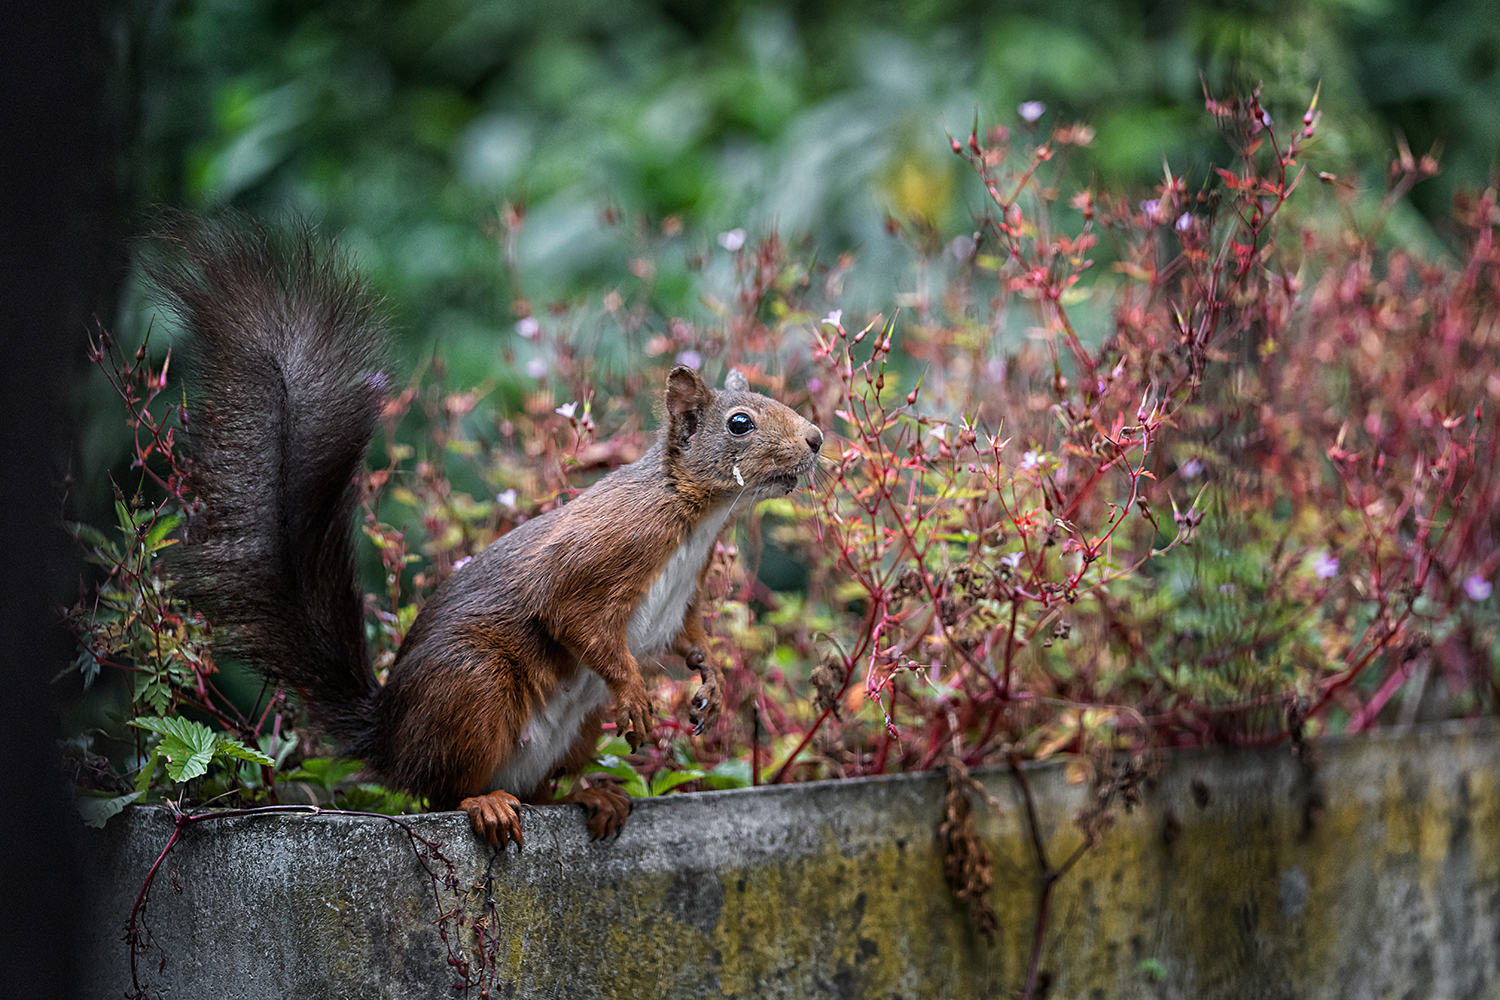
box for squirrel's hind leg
[547,708,632,840]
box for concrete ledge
[83,721,1500,998]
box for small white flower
[452,555,472,572]
[717,228,746,251]
[1464,575,1493,601]
[497,488,517,510]
[525,358,547,378]
[1175,212,1192,232]
[1180,458,1204,479]
[1020,449,1040,471]
[676,349,702,369]
[555,401,578,419]
[1001,552,1023,569]
[733,465,745,486]
[929,423,947,441]
[1219,582,1236,595]
[1018,101,1046,123]
[1312,550,1339,579]
[514,317,539,339]
[823,309,843,328]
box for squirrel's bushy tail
[149,216,386,755]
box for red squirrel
[152,218,822,846]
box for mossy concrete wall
[83,722,1499,998]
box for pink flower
[1312,551,1339,579]
[675,350,702,369]
[514,317,539,339]
[1464,575,1493,601]
[1018,101,1046,124]
[525,358,547,378]
[717,228,746,251]
[555,401,578,419]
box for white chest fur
[626,504,732,657]
[487,505,732,796]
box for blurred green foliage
[113,0,1497,365]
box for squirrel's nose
[805,425,824,454]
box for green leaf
[583,754,648,798]
[76,791,143,828]
[701,758,752,790]
[143,513,183,552]
[337,782,423,814]
[214,738,275,768]
[114,498,135,537]
[159,731,216,783]
[66,520,116,554]
[649,767,706,796]
[134,751,159,794]
[285,757,363,792]
[129,716,272,787]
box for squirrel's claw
[688,679,723,735]
[460,789,525,849]
[559,783,632,840]
[687,651,724,735]
[616,687,655,752]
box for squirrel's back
[149,216,387,753]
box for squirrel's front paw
[683,646,723,735]
[615,686,655,752]
[460,789,525,849]
[688,670,724,736]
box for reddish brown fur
[369,366,821,843]
[157,226,823,847]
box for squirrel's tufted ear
[724,369,749,393]
[666,365,711,447]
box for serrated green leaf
[159,732,215,783]
[143,513,183,552]
[77,791,143,828]
[131,714,213,746]
[67,521,117,553]
[214,738,275,768]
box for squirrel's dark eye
[727,412,755,436]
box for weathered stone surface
[82,721,1500,998]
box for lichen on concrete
[83,721,1500,999]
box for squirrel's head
[661,365,822,509]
